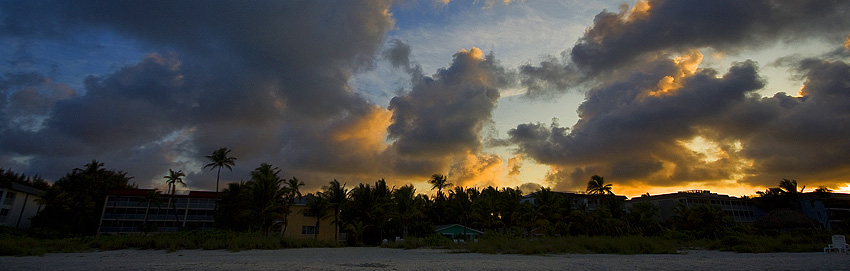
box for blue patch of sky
[1,30,147,95]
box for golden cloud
[647,50,704,97]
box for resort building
[97,188,218,234]
[0,180,46,228]
[626,190,759,223]
[798,192,850,230]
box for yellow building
[281,196,340,242]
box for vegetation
[0,228,338,256]
[29,160,135,236]
[4,160,846,255]
[0,168,49,191]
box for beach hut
[433,224,484,242]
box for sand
[3,247,849,271]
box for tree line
[7,147,843,242]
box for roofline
[433,224,485,234]
[107,188,221,199]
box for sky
[1,0,849,198]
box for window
[4,192,15,205]
[302,226,316,234]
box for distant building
[97,188,218,234]
[627,190,758,224]
[798,192,850,230]
[434,224,484,242]
[0,180,46,228]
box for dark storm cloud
[384,39,414,71]
[388,48,513,158]
[510,59,765,187]
[512,48,850,189]
[520,0,850,95]
[0,1,396,187]
[1,53,188,156]
[708,58,850,186]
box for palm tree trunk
[142,202,151,236]
[334,208,339,241]
[216,166,222,193]
[171,192,181,231]
[280,214,288,237]
[314,218,320,240]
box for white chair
[824,235,848,253]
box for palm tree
[322,179,350,241]
[246,163,286,234]
[163,169,186,229]
[204,147,237,193]
[779,178,803,195]
[280,177,305,236]
[394,184,424,239]
[164,169,186,195]
[304,194,331,240]
[586,175,613,195]
[428,174,452,201]
[139,189,163,235]
[344,220,368,246]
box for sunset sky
[1,0,849,198]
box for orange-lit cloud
[625,0,651,22]
[845,34,850,50]
[506,154,523,178]
[331,106,392,151]
[647,50,703,97]
[449,151,504,188]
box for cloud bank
[510,0,850,191]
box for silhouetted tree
[163,169,186,229]
[428,174,452,201]
[31,160,134,235]
[214,181,249,231]
[322,179,350,241]
[280,177,305,236]
[246,163,286,234]
[139,189,163,235]
[304,193,331,240]
[204,147,237,193]
[586,175,613,195]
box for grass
[707,231,832,253]
[0,228,339,256]
[458,234,679,255]
[381,230,838,255]
[1,226,838,256]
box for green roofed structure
[433,224,484,242]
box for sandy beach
[3,247,849,271]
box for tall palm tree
[246,163,286,234]
[280,177,305,236]
[163,169,186,230]
[586,175,613,195]
[204,147,237,193]
[322,179,350,241]
[428,174,452,201]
